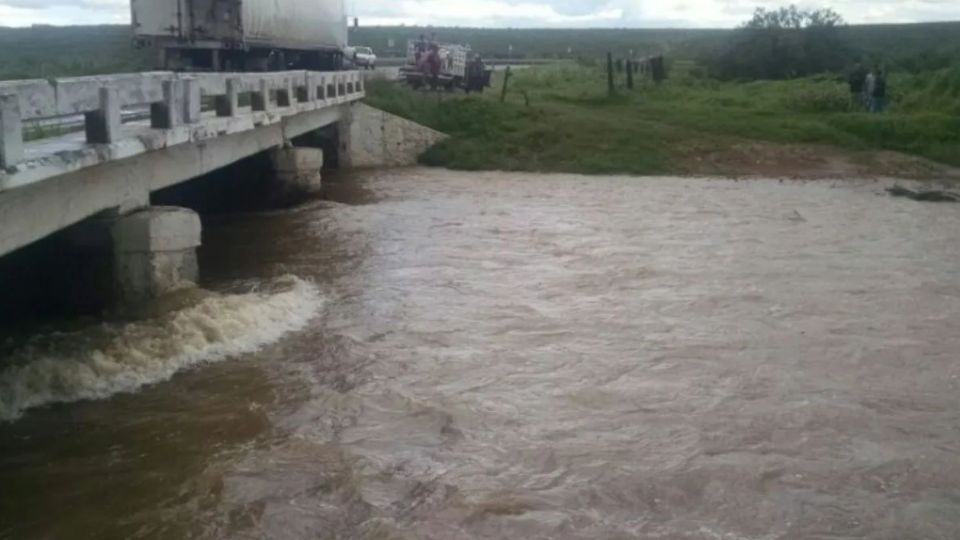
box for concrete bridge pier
[110,206,202,304]
[50,205,201,313]
[269,145,325,205]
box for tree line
[1,18,958,81]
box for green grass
[364,63,960,175]
[22,123,74,141]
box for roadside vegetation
[365,7,960,177]
[365,63,960,176]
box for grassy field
[365,63,960,176]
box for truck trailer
[131,0,348,71]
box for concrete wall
[345,103,447,168]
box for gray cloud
[537,0,615,16]
[2,0,69,7]
[1,0,122,11]
[353,0,959,27]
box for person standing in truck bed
[426,44,442,89]
[415,34,426,64]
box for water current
[1,168,959,539]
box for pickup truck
[349,46,377,69]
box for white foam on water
[0,275,322,422]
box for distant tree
[892,47,960,73]
[704,5,852,80]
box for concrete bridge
[0,69,442,307]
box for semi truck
[131,0,349,71]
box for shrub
[575,57,599,68]
[782,83,850,112]
[703,5,852,81]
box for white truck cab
[351,46,377,69]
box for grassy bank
[365,63,960,176]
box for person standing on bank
[869,65,887,113]
[847,63,867,110]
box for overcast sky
[1,0,957,28]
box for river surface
[2,168,960,540]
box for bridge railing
[0,70,365,168]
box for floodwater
[2,168,960,540]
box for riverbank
[364,64,960,181]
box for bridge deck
[0,70,364,258]
[0,70,365,192]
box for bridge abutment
[341,103,448,168]
[111,207,202,304]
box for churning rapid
[2,168,960,540]
[0,276,321,421]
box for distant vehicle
[130,0,348,71]
[400,39,492,92]
[351,46,377,69]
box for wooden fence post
[607,53,615,97]
[500,66,512,104]
[626,60,634,90]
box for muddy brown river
[2,168,960,539]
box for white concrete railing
[0,70,366,169]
